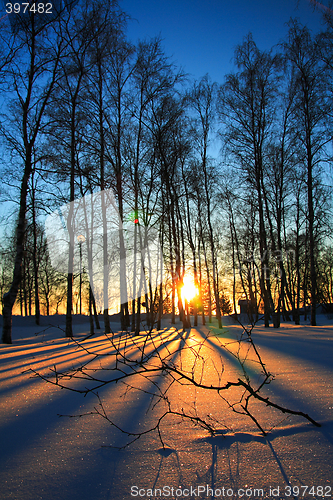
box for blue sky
[121,0,325,82]
[0,0,328,234]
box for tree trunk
[308,159,317,326]
[2,160,32,343]
[31,171,40,326]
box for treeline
[1,0,333,343]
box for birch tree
[218,34,280,327]
[1,12,64,343]
[283,20,331,326]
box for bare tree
[283,20,331,326]
[152,95,191,329]
[83,0,129,333]
[187,75,222,328]
[218,34,281,327]
[1,13,64,343]
[128,37,183,333]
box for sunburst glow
[181,275,198,302]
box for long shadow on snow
[0,327,190,500]
[194,325,268,382]
[196,420,333,491]
[0,331,119,367]
[193,326,332,432]
[250,330,333,371]
[0,341,117,396]
[0,327,182,452]
[0,328,180,396]
[104,329,194,498]
[69,328,192,500]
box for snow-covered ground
[0,314,332,500]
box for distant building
[238,299,257,316]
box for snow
[0,314,332,500]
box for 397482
[5,2,53,14]
[284,485,332,497]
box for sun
[181,275,198,302]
